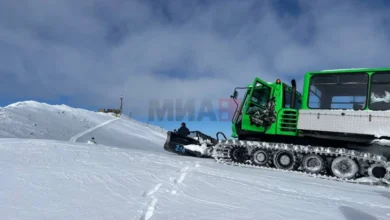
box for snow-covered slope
[0,101,167,151]
[1,138,390,220]
[0,101,113,140]
[1,101,390,220]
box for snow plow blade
[164,130,227,157]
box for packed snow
[183,142,212,156]
[183,143,209,155]
[182,136,215,156]
[1,101,390,220]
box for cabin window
[246,82,271,115]
[308,73,368,110]
[308,85,321,108]
[369,72,390,110]
[283,90,301,109]
[249,82,271,107]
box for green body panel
[276,109,299,136]
[232,77,302,138]
[231,67,390,139]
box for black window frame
[233,88,251,123]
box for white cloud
[1,0,390,119]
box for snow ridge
[0,100,167,151]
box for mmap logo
[148,98,242,121]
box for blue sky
[1,0,390,138]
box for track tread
[211,140,390,187]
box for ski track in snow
[140,197,158,220]
[142,183,162,197]
[69,118,119,142]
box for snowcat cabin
[231,77,302,140]
[298,68,390,144]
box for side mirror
[230,90,238,99]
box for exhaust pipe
[291,79,296,109]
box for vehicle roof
[308,67,390,74]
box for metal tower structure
[120,95,123,115]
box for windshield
[245,82,271,115]
[249,83,271,107]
